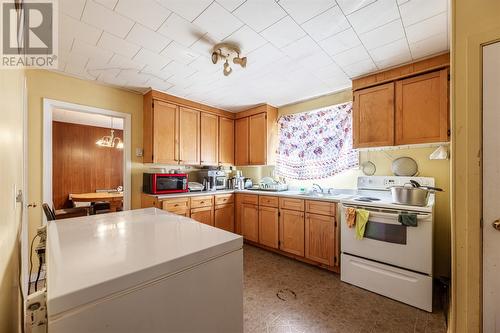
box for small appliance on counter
[143,173,188,194]
[199,169,227,190]
[243,178,253,189]
[188,182,204,192]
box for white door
[483,41,500,332]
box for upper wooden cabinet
[219,117,234,165]
[143,90,236,166]
[353,82,395,148]
[200,112,218,165]
[235,117,249,165]
[234,104,278,166]
[352,53,450,148]
[395,69,449,145]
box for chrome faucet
[327,188,335,194]
[312,183,323,193]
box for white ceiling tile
[133,48,171,70]
[281,36,322,62]
[216,0,246,12]
[359,19,405,50]
[224,25,268,54]
[188,56,221,74]
[60,0,86,19]
[65,64,98,80]
[319,28,361,56]
[115,0,171,31]
[59,33,74,55]
[347,0,400,34]
[298,51,334,70]
[369,38,412,68]
[82,1,135,38]
[60,14,102,45]
[336,0,377,15]
[72,40,114,63]
[94,0,118,10]
[342,58,377,77]
[156,0,212,22]
[108,54,145,70]
[126,24,172,53]
[233,0,287,32]
[97,32,140,58]
[161,61,198,79]
[116,70,151,86]
[301,6,350,42]
[312,62,348,81]
[193,2,243,40]
[161,42,200,65]
[332,44,371,67]
[405,12,447,44]
[96,69,120,84]
[397,0,410,4]
[409,32,448,59]
[60,52,88,72]
[158,13,206,47]
[399,0,447,27]
[260,16,306,48]
[279,0,335,24]
[247,43,286,68]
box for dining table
[70,192,124,212]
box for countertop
[47,208,243,316]
[149,189,360,203]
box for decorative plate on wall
[391,157,419,176]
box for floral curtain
[275,102,358,180]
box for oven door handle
[341,204,432,220]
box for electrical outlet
[26,289,47,333]
[136,148,143,157]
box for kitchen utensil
[390,183,443,206]
[409,179,443,192]
[361,161,376,176]
[392,157,419,176]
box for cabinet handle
[200,201,205,204]
[174,204,179,207]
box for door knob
[493,220,500,231]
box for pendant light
[96,117,123,149]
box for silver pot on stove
[390,180,443,207]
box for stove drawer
[341,253,432,312]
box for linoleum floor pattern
[243,245,446,333]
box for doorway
[482,41,500,332]
[43,99,131,220]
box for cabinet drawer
[259,195,279,208]
[190,195,214,208]
[306,200,336,216]
[215,194,234,205]
[279,197,304,211]
[238,194,258,205]
[162,198,190,212]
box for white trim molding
[42,98,132,220]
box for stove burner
[355,197,382,202]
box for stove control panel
[357,176,435,190]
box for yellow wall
[0,69,25,333]
[451,1,500,332]
[242,89,451,277]
[26,70,143,270]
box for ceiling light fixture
[96,118,123,149]
[211,42,247,76]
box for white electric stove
[340,176,435,312]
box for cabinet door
[152,101,178,164]
[219,117,234,165]
[305,213,335,266]
[353,82,394,148]
[241,203,259,242]
[395,69,449,145]
[235,117,249,166]
[259,206,279,249]
[200,112,218,166]
[248,113,267,165]
[214,203,234,232]
[279,209,305,256]
[190,206,214,226]
[179,107,200,165]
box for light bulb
[233,56,247,68]
[116,141,124,149]
[223,59,232,76]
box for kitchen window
[275,102,358,180]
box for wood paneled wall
[52,121,123,209]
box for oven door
[155,175,187,193]
[340,204,432,275]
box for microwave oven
[143,173,188,194]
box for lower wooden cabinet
[305,213,335,266]
[279,209,305,257]
[190,206,214,226]
[258,206,279,249]
[214,203,234,232]
[241,203,259,242]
